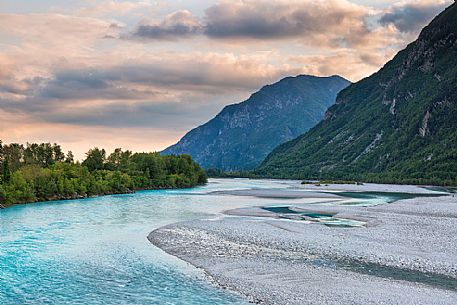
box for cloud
[40,100,218,129]
[75,1,157,17]
[0,8,309,133]
[290,50,396,81]
[132,10,203,40]
[129,0,398,49]
[42,52,299,95]
[379,0,451,33]
[0,52,303,131]
[0,12,122,80]
[128,0,452,47]
[0,13,120,46]
[204,0,368,40]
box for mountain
[163,75,350,170]
[258,3,457,185]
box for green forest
[0,140,207,207]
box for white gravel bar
[149,183,457,305]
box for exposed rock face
[419,110,431,137]
[258,3,457,183]
[162,75,349,170]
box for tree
[24,143,39,165]
[82,148,106,171]
[2,159,10,183]
[0,142,207,206]
[53,143,65,162]
[65,151,74,163]
[0,140,3,184]
[5,171,35,204]
[106,148,131,172]
[4,143,23,172]
[41,143,55,167]
[0,184,5,203]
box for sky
[0,0,452,159]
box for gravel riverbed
[149,184,457,304]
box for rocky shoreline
[149,184,457,304]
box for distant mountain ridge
[258,3,457,185]
[162,75,350,170]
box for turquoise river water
[1,179,312,305]
[0,178,434,304]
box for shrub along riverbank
[0,141,207,208]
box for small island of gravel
[149,181,457,305]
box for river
[1,178,440,304]
[0,179,306,305]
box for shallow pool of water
[262,206,365,227]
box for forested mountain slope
[258,3,457,185]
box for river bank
[0,184,209,209]
[149,182,457,304]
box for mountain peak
[162,74,349,170]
